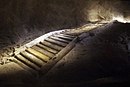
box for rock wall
[0,0,130,53]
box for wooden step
[20,51,45,67]
[58,34,75,38]
[13,58,37,73]
[26,48,50,63]
[49,36,70,43]
[45,38,67,47]
[40,41,63,51]
[36,43,58,54]
[31,45,54,58]
[15,54,40,71]
[53,35,74,41]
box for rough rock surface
[0,22,130,87]
[0,0,130,57]
[39,22,130,86]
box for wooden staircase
[12,33,77,74]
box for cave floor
[0,21,130,87]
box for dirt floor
[0,21,130,87]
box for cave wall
[0,0,130,52]
[0,0,86,50]
[86,0,130,22]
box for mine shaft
[0,0,130,87]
